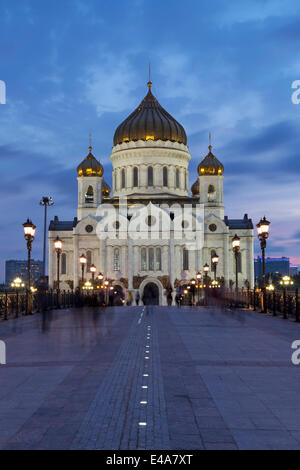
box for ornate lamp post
[196,272,202,304]
[104,278,109,305]
[203,264,209,285]
[54,236,62,307]
[40,196,54,278]
[191,279,196,305]
[54,236,63,291]
[97,272,104,281]
[232,234,241,292]
[211,254,219,281]
[89,264,97,287]
[23,219,36,315]
[256,216,270,313]
[79,254,87,286]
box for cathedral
[48,80,254,305]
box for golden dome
[102,179,111,196]
[191,179,199,196]
[77,145,104,177]
[197,143,224,176]
[113,81,187,146]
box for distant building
[5,259,43,286]
[290,266,299,276]
[254,256,290,280]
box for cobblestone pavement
[0,305,300,450]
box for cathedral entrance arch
[142,283,159,305]
[140,278,163,305]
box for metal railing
[0,290,96,321]
[223,288,300,321]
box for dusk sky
[1,0,300,282]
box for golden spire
[208,132,212,152]
[88,133,92,153]
[147,62,152,89]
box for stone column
[73,234,79,289]
[128,240,133,289]
[223,234,229,288]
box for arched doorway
[142,282,159,305]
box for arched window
[208,184,216,201]
[121,169,126,189]
[176,169,180,188]
[163,167,168,187]
[86,250,92,270]
[113,248,120,271]
[61,253,66,275]
[156,248,162,271]
[133,167,138,187]
[141,248,147,271]
[149,248,154,270]
[148,166,153,186]
[85,185,94,203]
[183,248,189,270]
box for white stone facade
[48,138,254,304]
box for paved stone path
[0,305,300,450]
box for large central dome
[113,81,187,146]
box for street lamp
[54,236,63,292]
[97,272,104,281]
[23,218,36,315]
[256,216,270,312]
[191,279,196,305]
[11,277,25,318]
[211,254,219,281]
[79,254,87,285]
[203,264,209,285]
[89,264,97,286]
[104,278,109,305]
[40,197,54,278]
[196,272,202,304]
[232,234,241,292]
[54,236,62,307]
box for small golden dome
[191,179,200,196]
[197,144,224,176]
[77,145,104,177]
[102,179,111,196]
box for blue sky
[1,0,300,282]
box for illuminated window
[133,167,138,187]
[156,248,161,271]
[149,248,154,270]
[85,185,94,203]
[163,167,168,187]
[61,253,66,275]
[113,248,120,271]
[148,166,153,186]
[141,248,147,271]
